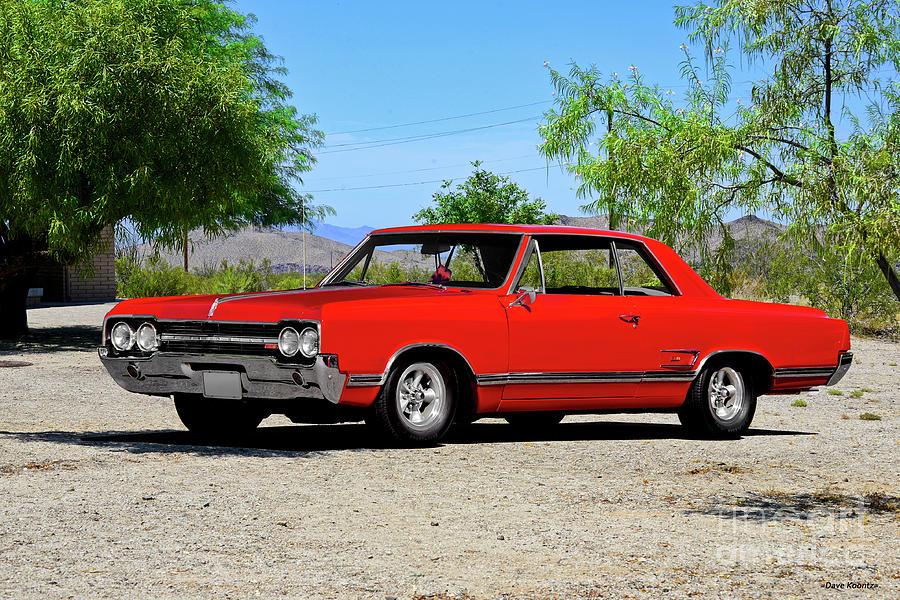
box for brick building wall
[65,226,117,301]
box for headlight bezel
[110,321,135,351]
[277,326,301,357]
[135,322,159,352]
[298,326,319,358]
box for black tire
[504,412,565,430]
[367,359,457,445]
[678,361,757,437]
[173,394,265,436]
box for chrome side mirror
[510,286,537,308]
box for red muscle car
[99,224,852,444]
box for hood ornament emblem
[208,298,220,318]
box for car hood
[107,286,470,322]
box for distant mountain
[132,215,787,274]
[135,226,424,274]
[280,222,375,247]
[135,228,354,274]
[310,223,374,247]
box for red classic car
[99,224,852,444]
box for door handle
[619,314,640,328]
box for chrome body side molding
[773,367,836,378]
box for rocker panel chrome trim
[474,370,697,386]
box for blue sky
[231,1,770,228]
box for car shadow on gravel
[449,421,814,444]
[687,490,899,522]
[0,325,100,356]
[0,420,814,458]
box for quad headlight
[278,327,301,357]
[298,327,319,358]
[110,322,135,351]
[136,322,159,352]
[278,326,319,358]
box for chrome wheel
[708,366,744,422]
[396,362,446,431]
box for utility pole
[301,196,307,290]
[182,229,189,272]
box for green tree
[0,0,327,337]
[413,161,558,225]
[540,0,900,301]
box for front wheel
[173,394,265,436]
[367,360,456,445]
[678,363,756,437]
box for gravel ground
[1,303,897,599]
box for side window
[517,246,543,290]
[516,236,620,296]
[616,243,675,296]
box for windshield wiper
[321,280,369,287]
[383,281,445,290]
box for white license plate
[202,371,243,399]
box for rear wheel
[173,394,265,436]
[678,363,756,437]
[367,360,456,445]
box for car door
[501,235,643,406]
[613,240,701,407]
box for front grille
[161,340,276,356]
[157,320,314,364]
[162,321,282,339]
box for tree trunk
[876,253,900,302]
[0,273,30,339]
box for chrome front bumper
[99,350,346,404]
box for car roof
[369,223,653,243]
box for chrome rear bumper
[99,350,345,403]
[826,351,853,386]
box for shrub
[115,254,327,297]
[859,412,882,421]
[791,399,808,407]
[116,254,193,298]
[204,260,263,294]
[270,272,325,290]
[764,241,899,333]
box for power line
[305,164,570,193]
[319,116,541,154]
[310,154,537,181]
[324,116,540,148]
[323,69,898,137]
[325,100,552,135]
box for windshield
[320,232,523,289]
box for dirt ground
[0,303,897,599]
